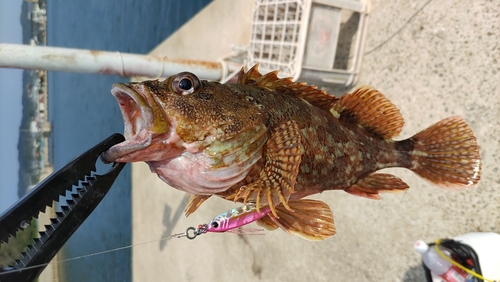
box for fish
[102,65,481,240]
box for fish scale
[102,65,481,240]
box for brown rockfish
[102,65,481,240]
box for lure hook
[171,224,208,240]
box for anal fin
[345,173,409,199]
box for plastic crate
[247,0,370,86]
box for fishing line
[0,224,264,277]
[158,55,166,79]
[0,234,182,277]
[337,0,434,61]
[116,51,125,77]
[363,0,433,56]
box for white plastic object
[247,0,370,86]
[453,232,500,281]
[414,240,467,282]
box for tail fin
[409,116,481,188]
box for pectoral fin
[258,199,336,241]
[184,194,211,217]
[234,120,303,217]
[344,173,409,199]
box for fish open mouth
[101,83,167,163]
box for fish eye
[171,72,201,95]
[211,221,219,228]
[179,78,192,90]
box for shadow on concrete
[334,11,361,70]
[159,197,189,250]
[402,264,427,282]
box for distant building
[27,1,46,24]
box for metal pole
[0,43,223,80]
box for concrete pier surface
[131,0,500,281]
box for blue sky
[0,0,23,214]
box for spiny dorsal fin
[238,64,339,111]
[237,64,261,85]
[332,86,404,139]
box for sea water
[46,1,211,280]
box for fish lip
[101,83,157,162]
[111,83,154,139]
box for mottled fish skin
[214,84,400,201]
[103,65,481,240]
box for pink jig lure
[206,204,271,232]
[174,204,271,240]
